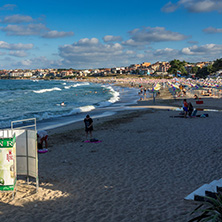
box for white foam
[69,105,95,115]
[33,87,62,94]
[64,82,90,90]
[98,85,120,107]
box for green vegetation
[189,194,222,222]
[212,58,222,72]
[168,59,188,76]
[191,66,199,74]
[196,58,222,78]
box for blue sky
[0,0,222,69]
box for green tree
[196,65,213,78]
[212,58,222,72]
[168,59,188,76]
[191,66,199,74]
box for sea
[0,79,140,130]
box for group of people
[183,99,194,118]
[138,88,147,101]
[201,89,212,96]
[37,114,94,150]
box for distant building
[158,62,171,72]
[10,72,23,77]
[141,62,151,67]
[23,72,33,77]
[61,70,73,77]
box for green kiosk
[0,135,16,192]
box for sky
[0,0,222,70]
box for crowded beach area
[0,77,222,222]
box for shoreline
[46,83,222,137]
[1,80,222,222]
[36,84,140,131]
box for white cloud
[161,2,179,13]
[162,0,222,13]
[0,4,17,11]
[9,51,28,57]
[0,41,33,50]
[1,23,48,36]
[1,14,33,23]
[142,48,181,61]
[42,30,74,38]
[187,40,199,44]
[20,59,32,66]
[77,38,99,45]
[59,38,123,60]
[122,39,145,48]
[126,27,188,45]
[125,50,135,55]
[14,56,62,69]
[103,35,122,42]
[153,48,179,56]
[136,54,145,58]
[181,44,222,55]
[58,38,144,68]
[203,26,222,33]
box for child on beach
[183,99,188,118]
[84,115,93,140]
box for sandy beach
[1,81,222,222]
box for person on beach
[194,94,198,100]
[138,89,143,101]
[37,130,48,149]
[188,102,194,117]
[84,114,93,140]
[183,99,188,118]
[143,88,147,100]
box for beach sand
[0,84,222,222]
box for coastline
[37,83,140,131]
[1,80,222,221]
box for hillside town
[0,60,221,79]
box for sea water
[0,79,139,130]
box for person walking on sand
[84,114,93,140]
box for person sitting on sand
[84,114,93,140]
[37,130,48,149]
[194,94,198,100]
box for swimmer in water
[61,102,65,106]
